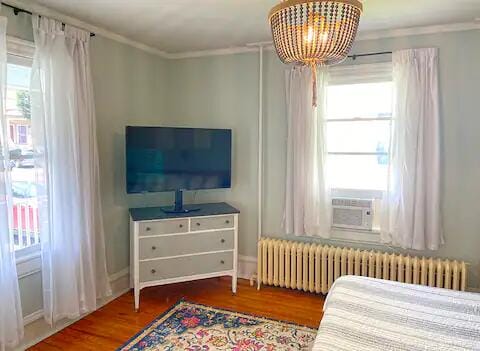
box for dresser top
[129,202,240,221]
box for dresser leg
[134,287,140,311]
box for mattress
[312,275,480,351]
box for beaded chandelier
[269,0,363,106]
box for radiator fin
[257,238,468,293]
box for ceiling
[26,0,480,53]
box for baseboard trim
[22,268,131,328]
[103,259,258,282]
[23,309,44,326]
[109,267,130,283]
[104,257,257,288]
[238,255,257,280]
[19,284,131,350]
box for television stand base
[161,206,201,214]
[160,189,202,214]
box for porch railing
[12,203,40,250]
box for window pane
[327,82,393,119]
[7,62,38,250]
[327,120,391,154]
[328,155,388,191]
[7,63,30,89]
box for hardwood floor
[28,277,325,350]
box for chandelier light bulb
[305,26,315,43]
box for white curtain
[0,16,24,351]
[30,15,111,325]
[381,48,443,250]
[284,66,331,237]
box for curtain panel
[30,15,111,325]
[381,48,443,250]
[0,16,24,351]
[284,66,331,238]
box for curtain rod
[2,2,96,37]
[348,51,392,60]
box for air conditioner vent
[332,198,373,231]
[332,198,372,208]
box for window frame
[326,62,393,200]
[325,62,393,242]
[5,36,39,264]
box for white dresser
[129,203,239,310]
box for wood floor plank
[29,277,324,350]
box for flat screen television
[126,126,232,212]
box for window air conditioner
[332,198,373,231]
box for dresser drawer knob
[145,227,151,231]
[220,260,225,264]
[221,239,225,243]
[151,269,156,274]
[196,222,201,226]
[151,246,157,250]
[179,224,183,228]
[225,220,230,224]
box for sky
[7,63,30,89]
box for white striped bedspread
[312,276,480,351]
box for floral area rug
[118,300,317,350]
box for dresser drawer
[139,230,234,260]
[190,215,234,231]
[139,252,233,282]
[138,219,188,237]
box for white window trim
[329,61,393,85]
[6,36,39,264]
[330,228,380,243]
[331,188,383,200]
[327,62,393,242]
[7,35,34,64]
[16,244,41,278]
[327,116,392,122]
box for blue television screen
[126,126,232,194]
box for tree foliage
[16,90,31,119]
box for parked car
[9,148,35,168]
[8,147,21,169]
[12,181,38,199]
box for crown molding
[164,20,480,60]
[2,0,169,58]
[164,46,265,60]
[356,20,480,41]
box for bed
[312,275,480,351]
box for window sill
[15,244,41,279]
[332,188,383,199]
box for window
[325,63,393,238]
[326,63,393,195]
[17,125,28,144]
[6,38,37,252]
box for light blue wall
[92,36,169,275]
[163,54,260,256]
[166,30,480,288]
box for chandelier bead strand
[269,0,363,106]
